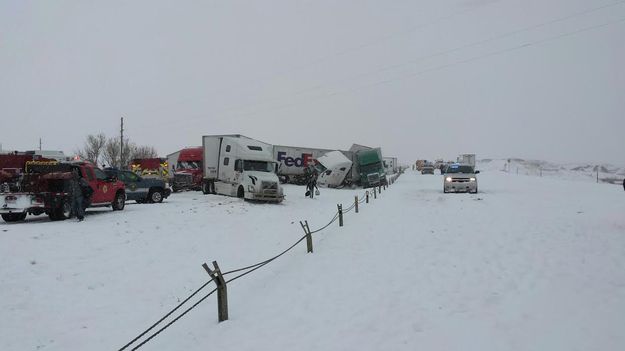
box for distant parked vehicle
[443,164,479,194]
[105,168,170,203]
[421,165,435,175]
[457,154,476,168]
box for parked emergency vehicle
[1,161,126,222]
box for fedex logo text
[277,152,313,167]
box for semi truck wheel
[112,192,126,211]
[237,186,244,198]
[149,189,163,203]
[202,182,210,194]
[2,213,27,222]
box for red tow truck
[0,160,126,222]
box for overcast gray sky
[1,0,624,165]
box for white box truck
[201,135,284,202]
[457,154,476,167]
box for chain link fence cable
[309,212,340,234]
[130,287,219,351]
[222,233,309,277]
[118,280,214,351]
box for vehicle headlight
[470,177,476,182]
[247,185,255,192]
[445,177,452,182]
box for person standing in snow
[306,169,319,199]
[69,169,91,221]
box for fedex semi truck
[273,145,333,184]
[272,145,362,187]
[273,144,387,188]
[201,135,284,202]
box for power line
[193,15,625,120]
[156,2,625,126]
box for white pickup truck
[443,164,479,194]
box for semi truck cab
[357,149,387,188]
[202,135,284,203]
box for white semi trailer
[201,135,284,202]
[383,156,398,175]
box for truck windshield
[243,160,273,172]
[314,164,327,173]
[446,165,474,173]
[177,161,200,170]
[360,162,381,173]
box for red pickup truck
[0,161,126,222]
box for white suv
[443,164,479,193]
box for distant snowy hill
[477,159,625,184]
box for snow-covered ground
[478,158,625,184]
[1,169,625,351]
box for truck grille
[261,181,279,197]
[451,178,470,183]
[367,173,380,183]
[174,173,193,185]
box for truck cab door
[219,156,233,183]
[81,167,100,204]
[92,168,114,204]
[122,171,141,200]
[233,160,243,184]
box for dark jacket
[71,176,92,199]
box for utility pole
[39,138,42,151]
[120,117,124,169]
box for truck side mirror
[475,170,480,174]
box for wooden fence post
[366,191,369,203]
[337,204,343,227]
[202,261,228,322]
[354,195,359,213]
[373,187,377,199]
[300,221,313,253]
